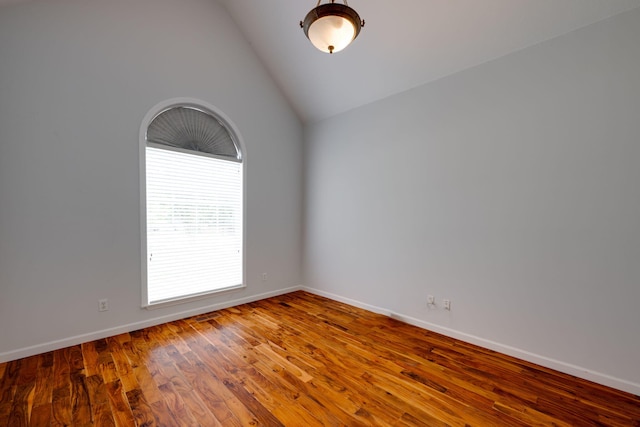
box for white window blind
[145,146,243,304]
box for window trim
[139,98,247,309]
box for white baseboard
[4,284,638,396]
[301,286,640,396]
[0,286,303,364]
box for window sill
[143,283,245,310]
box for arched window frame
[139,98,246,308]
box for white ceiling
[1,0,638,123]
[220,0,640,123]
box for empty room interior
[1,0,639,425]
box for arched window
[140,99,244,306]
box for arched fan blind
[146,106,242,161]
[143,102,244,306]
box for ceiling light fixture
[300,0,365,54]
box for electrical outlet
[427,295,435,305]
[443,299,451,311]
[262,273,268,282]
[98,299,109,312]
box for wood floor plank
[156,381,200,427]
[131,364,163,407]
[81,341,100,378]
[51,384,73,427]
[165,363,220,425]
[1,290,640,426]
[32,352,54,410]
[6,382,34,427]
[69,344,85,375]
[126,387,157,427]
[173,356,229,426]
[105,380,135,427]
[14,356,38,388]
[30,403,52,426]
[85,374,110,424]
[149,399,179,426]
[106,337,138,393]
[71,372,93,426]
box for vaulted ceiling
[1,0,639,124]
[220,0,640,123]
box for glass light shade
[308,15,356,54]
[301,2,363,54]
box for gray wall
[0,0,303,360]
[304,8,640,394]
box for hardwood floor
[1,291,639,426]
